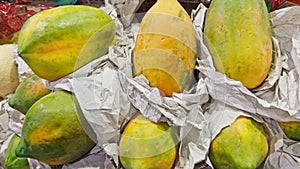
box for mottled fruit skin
[17,5,116,81]
[278,121,300,141]
[15,90,95,165]
[119,114,179,169]
[8,74,51,114]
[204,0,272,89]
[209,116,269,169]
[134,0,197,96]
[5,134,30,169]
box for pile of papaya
[0,0,300,169]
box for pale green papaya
[209,116,269,169]
[17,5,116,81]
[15,90,95,165]
[204,0,272,89]
[8,74,51,114]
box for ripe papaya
[119,114,179,169]
[15,90,95,165]
[5,134,30,169]
[17,5,116,81]
[278,121,300,141]
[209,116,269,169]
[0,44,19,98]
[133,0,197,97]
[204,0,272,89]
[8,74,51,114]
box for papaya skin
[278,121,300,141]
[209,116,269,169]
[119,114,179,169]
[17,5,116,81]
[15,90,95,165]
[133,0,197,97]
[8,74,51,114]
[204,0,272,89]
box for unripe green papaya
[204,0,272,89]
[209,116,269,169]
[5,134,30,169]
[15,90,95,165]
[8,74,51,114]
[17,5,116,81]
[278,121,300,141]
[119,114,179,169]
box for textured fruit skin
[8,74,51,114]
[5,134,30,169]
[0,44,19,97]
[278,121,300,141]
[15,90,95,165]
[133,0,196,96]
[204,0,272,89]
[119,114,179,169]
[209,117,269,169]
[17,5,116,81]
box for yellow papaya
[204,0,272,89]
[278,121,300,141]
[119,114,179,169]
[15,90,95,165]
[0,44,19,98]
[17,5,116,81]
[209,116,269,169]
[8,74,51,114]
[133,0,197,97]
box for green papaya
[17,5,116,81]
[119,114,179,169]
[278,121,300,141]
[15,90,95,165]
[209,116,269,169]
[8,74,51,114]
[5,134,30,169]
[204,0,272,89]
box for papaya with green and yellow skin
[8,74,51,114]
[5,134,30,169]
[278,121,300,141]
[15,90,95,165]
[119,114,179,169]
[17,5,116,81]
[204,0,272,89]
[209,116,269,169]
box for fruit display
[0,0,300,169]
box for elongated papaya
[15,90,95,165]
[133,0,197,97]
[8,74,51,114]
[278,121,300,141]
[17,5,116,81]
[204,0,272,89]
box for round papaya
[15,90,95,165]
[209,116,269,169]
[278,121,300,141]
[17,5,116,81]
[119,114,179,169]
[8,74,51,114]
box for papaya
[209,116,269,169]
[15,90,95,165]
[204,0,272,89]
[133,0,197,97]
[119,114,179,169]
[278,121,300,141]
[17,5,116,81]
[8,74,51,114]
[0,44,19,98]
[5,134,30,169]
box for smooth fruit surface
[15,90,95,165]
[204,0,272,89]
[278,121,300,141]
[209,116,269,169]
[119,114,179,169]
